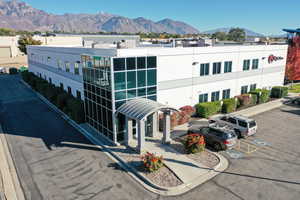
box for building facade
[27,44,288,144]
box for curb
[20,79,229,196]
[0,125,26,200]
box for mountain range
[0,0,200,34]
[202,27,265,37]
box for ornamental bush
[252,89,270,103]
[271,86,288,98]
[141,152,164,172]
[222,98,237,113]
[9,67,18,74]
[236,94,252,107]
[184,133,206,154]
[195,101,222,118]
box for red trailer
[283,29,300,81]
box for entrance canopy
[116,98,177,121]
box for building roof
[282,29,300,34]
[116,98,178,121]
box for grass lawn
[288,84,300,93]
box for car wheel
[235,130,243,139]
[213,142,222,151]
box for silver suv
[209,114,257,138]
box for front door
[146,115,153,137]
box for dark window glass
[241,85,248,94]
[200,63,209,76]
[224,61,232,73]
[199,93,208,103]
[228,117,237,124]
[107,111,113,131]
[147,69,156,86]
[250,84,257,91]
[147,56,157,68]
[238,120,248,128]
[113,58,125,71]
[100,88,106,98]
[67,86,72,94]
[137,57,146,69]
[114,72,126,90]
[115,91,126,100]
[243,60,250,71]
[147,87,156,95]
[137,70,146,87]
[213,62,221,74]
[96,87,101,95]
[117,114,126,132]
[126,57,136,70]
[127,71,136,89]
[127,89,137,99]
[138,88,146,96]
[211,91,220,102]
[103,109,108,128]
[116,100,126,109]
[147,95,157,101]
[222,89,230,99]
[252,59,259,69]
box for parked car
[291,97,300,105]
[188,123,237,151]
[0,67,6,74]
[209,114,257,138]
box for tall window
[213,62,221,74]
[199,93,208,103]
[211,91,220,102]
[47,56,51,63]
[76,90,81,99]
[200,63,209,76]
[252,59,259,69]
[250,84,257,91]
[74,62,80,75]
[243,60,250,71]
[224,61,232,73]
[67,86,72,94]
[65,62,70,72]
[222,89,231,99]
[241,85,248,94]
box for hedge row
[195,86,288,118]
[21,71,85,123]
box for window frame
[243,59,250,71]
[212,62,221,75]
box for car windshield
[249,120,256,128]
[238,120,248,128]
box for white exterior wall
[27,46,116,100]
[33,36,83,46]
[0,36,21,57]
[154,45,287,108]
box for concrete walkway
[143,139,212,184]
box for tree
[227,28,246,42]
[211,32,227,41]
[0,28,16,36]
[18,35,42,54]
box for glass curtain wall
[113,56,157,142]
[82,55,114,141]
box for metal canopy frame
[116,98,178,121]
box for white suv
[209,114,257,138]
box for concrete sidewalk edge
[20,79,229,196]
[0,125,26,200]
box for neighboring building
[27,44,288,144]
[0,36,21,58]
[283,28,300,81]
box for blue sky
[22,0,299,35]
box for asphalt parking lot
[0,74,299,200]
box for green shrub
[67,98,85,123]
[9,68,18,74]
[195,101,222,118]
[222,98,237,113]
[250,94,258,105]
[271,86,288,98]
[56,92,71,110]
[249,89,270,104]
[141,152,164,172]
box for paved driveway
[0,74,299,200]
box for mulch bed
[114,147,183,188]
[171,136,220,169]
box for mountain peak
[0,0,200,34]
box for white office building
[27,44,288,147]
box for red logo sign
[268,55,284,63]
